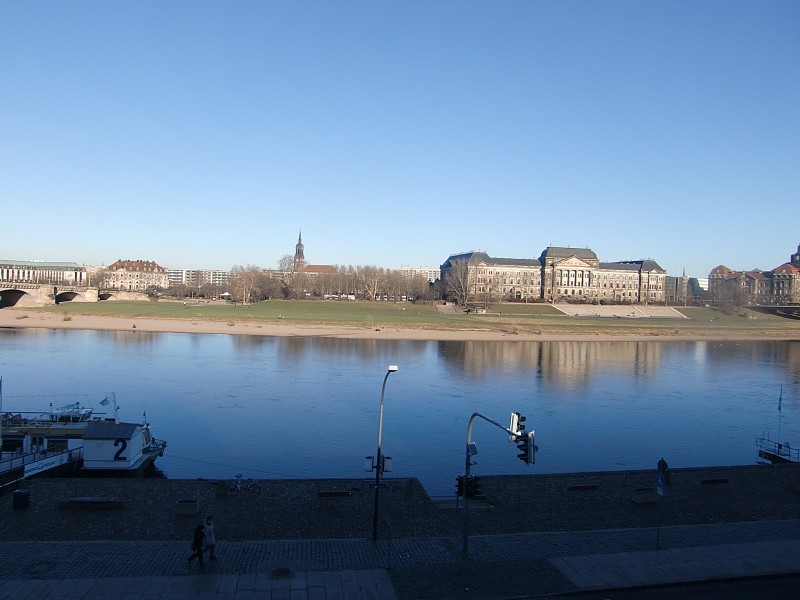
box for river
[1,327,799,497]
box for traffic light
[517,431,534,464]
[455,475,465,497]
[466,476,474,498]
[472,475,482,497]
[509,412,527,437]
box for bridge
[0,282,148,307]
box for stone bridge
[0,282,148,307]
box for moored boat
[756,386,798,464]
[1,380,167,490]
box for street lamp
[372,364,398,542]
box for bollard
[13,489,30,510]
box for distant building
[440,246,666,304]
[397,266,440,283]
[166,268,230,288]
[708,244,800,305]
[105,259,169,291]
[302,264,336,276]
[0,260,88,285]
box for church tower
[293,230,305,272]
[791,244,800,268]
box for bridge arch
[0,288,38,308]
[55,291,88,304]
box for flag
[100,397,110,406]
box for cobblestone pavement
[1,519,800,598]
[2,465,800,598]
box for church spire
[294,229,305,271]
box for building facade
[441,246,667,305]
[0,260,88,285]
[708,244,800,305]
[105,260,169,291]
[166,268,231,288]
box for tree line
[207,263,436,304]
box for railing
[756,437,800,462]
[0,447,84,491]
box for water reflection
[1,327,798,497]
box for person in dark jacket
[187,523,205,567]
[658,457,670,484]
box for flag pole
[778,386,783,443]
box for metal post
[462,413,478,560]
[462,411,523,560]
[372,365,397,542]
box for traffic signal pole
[462,411,519,560]
[372,365,398,542]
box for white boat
[1,382,167,489]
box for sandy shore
[2,306,798,342]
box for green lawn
[30,299,799,336]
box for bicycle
[227,473,261,497]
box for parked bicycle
[227,473,261,497]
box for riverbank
[2,306,799,341]
[3,464,799,542]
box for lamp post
[372,364,398,542]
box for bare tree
[278,255,294,273]
[360,266,385,300]
[443,259,472,306]
[230,264,262,304]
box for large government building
[441,246,667,304]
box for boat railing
[0,447,85,491]
[1,446,84,470]
[756,437,800,462]
[3,411,112,428]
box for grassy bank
[27,299,800,338]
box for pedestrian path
[0,568,395,600]
[1,519,799,598]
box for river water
[1,327,799,497]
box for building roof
[302,264,337,274]
[600,260,666,273]
[773,263,800,275]
[539,246,599,261]
[442,251,540,268]
[84,421,140,440]
[710,265,732,275]
[107,260,166,273]
[0,260,84,269]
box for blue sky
[1,1,798,278]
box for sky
[1,1,798,278]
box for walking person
[203,515,217,560]
[658,457,670,485]
[187,523,205,568]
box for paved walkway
[2,519,800,599]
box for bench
[175,498,200,515]
[566,484,598,492]
[701,478,729,486]
[59,496,123,509]
[631,487,658,505]
[317,491,353,498]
